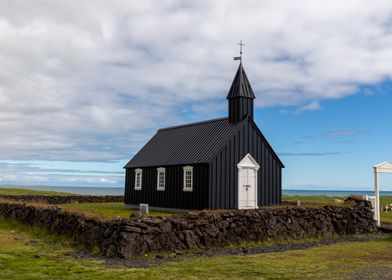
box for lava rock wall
[0,200,377,259]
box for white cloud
[326,130,359,137]
[0,160,122,187]
[297,101,322,113]
[0,0,392,161]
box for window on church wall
[157,167,165,191]
[135,169,142,190]
[183,166,193,191]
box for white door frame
[237,153,260,209]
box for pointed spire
[226,63,256,100]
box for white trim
[134,168,142,190]
[237,153,260,170]
[237,154,259,209]
[374,162,392,174]
[183,166,193,192]
[373,161,392,227]
[157,167,165,191]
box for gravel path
[104,233,390,268]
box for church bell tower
[226,62,256,123]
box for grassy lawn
[381,212,392,223]
[59,202,174,220]
[1,217,392,279]
[2,188,392,278]
[380,196,392,223]
[282,195,346,205]
[0,187,74,196]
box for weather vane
[233,40,245,62]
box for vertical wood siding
[124,164,209,210]
[209,120,282,209]
[228,98,254,122]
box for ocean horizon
[1,184,391,197]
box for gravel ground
[351,268,392,280]
[103,233,390,268]
[380,223,392,233]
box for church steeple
[227,62,256,123]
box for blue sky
[259,82,392,190]
[0,1,392,191]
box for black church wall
[208,119,282,209]
[124,164,209,210]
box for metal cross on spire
[234,40,245,62]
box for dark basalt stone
[0,196,377,260]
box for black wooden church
[124,62,284,210]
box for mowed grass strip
[282,194,346,205]
[1,217,392,280]
[59,202,174,220]
[380,196,392,223]
[381,211,392,223]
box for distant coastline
[0,185,125,195]
[282,189,392,197]
[0,184,391,196]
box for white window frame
[157,167,166,191]
[183,166,193,192]
[134,168,142,190]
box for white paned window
[135,169,142,190]
[183,166,193,191]
[157,167,165,191]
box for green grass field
[2,187,392,279]
[380,197,392,223]
[282,194,346,205]
[1,217,392,279]
[381,211,392,223]
[59,202,173,220]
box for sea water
[0,185,124,195]
[2,185,392,196]
[282,189,392,197]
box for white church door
[237,153,260,209]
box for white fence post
[374,167,380,226]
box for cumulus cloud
[1,0,392,163]
[0,160,122,187]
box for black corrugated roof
[125,117,242,168]
[226,62,256,99]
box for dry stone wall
[0,202,107,248]
[0,199,377,259]
[102,200,377,259]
